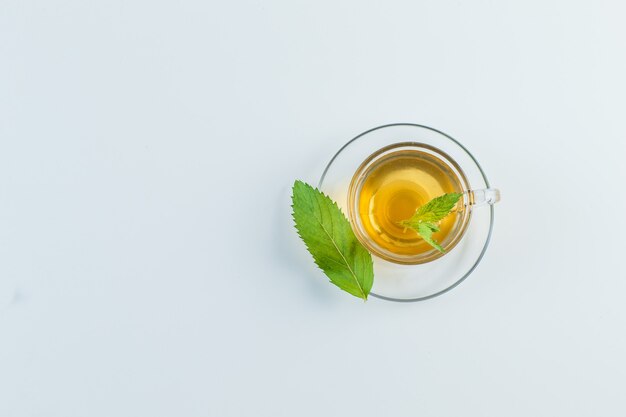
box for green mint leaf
[399,192,463,253]
[401,192,464,224]
[417,222,445,253]
[291,180,373,300]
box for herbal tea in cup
[348,142,494,265]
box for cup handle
[467,188,500,207]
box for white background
[2,1,626,416]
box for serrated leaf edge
[291,181,371,300]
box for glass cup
[347,142,499,265]
[318,123,500,302]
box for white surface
[1,1,626,416]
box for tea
[355,149,464,256]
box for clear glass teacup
[347,142,500,265]
[319,123,500,301]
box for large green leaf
[291,180,373,300]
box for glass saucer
[318,123,496,302]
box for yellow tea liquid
[356,149,464,256]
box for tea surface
[357,150,463,256]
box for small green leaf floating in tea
[291,180,373,300]
[398,192,464,253]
